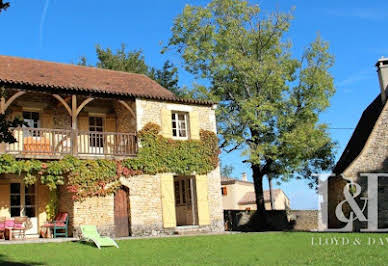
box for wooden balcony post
[71,95,78,155]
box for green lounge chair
[80,225,119,249]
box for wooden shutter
[0,184,10,217]
[196,175,210,225]
[77,113,89,153]
[105,114,116,132]
[189,111,200,140]
[77,113,89,131]
[160,108,172,138]
[160,174,176,228]
[105,114,116,154]
[41,111,53,128]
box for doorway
[10,183,38,235]
[174,176,198,226]
[114,187,130,237]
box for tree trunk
[268,177,274,210]
[251,164,266,230]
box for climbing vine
[0,123,220,200]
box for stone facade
[3,92,224,237]
[332,94,388,229]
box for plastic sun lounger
[80,225,119,249]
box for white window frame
[171,111,189,140]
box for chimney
[376,57,388,103]
[241,172,247,182]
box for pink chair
[13,217,27,239]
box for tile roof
[333,94,384,174]
[0,55,214,106]
[238,189,283,205]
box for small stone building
[0,55,224,237]
[221,174,290,211]
[331,57,388,229]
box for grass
[0,232,387,265]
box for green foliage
[0,88,27,144]
[45,190,58,221]
[95,44,149,75]
[123,123,219,176]
[0,123,219,200]
[0,1,9,14]
[78,45,187,96]
[221,164,234,178]
[166,0,337,194]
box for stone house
[221,174,290,211]
[0,55,224,237]
[331,57,388,229]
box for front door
[174,176,197,226]
[10,183,38,235]
[114,187,129,237]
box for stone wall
[206,167,224,232]
[224,209,318,231]
[136,99,217,132]
[126,174,164,236]
[332,98,388,230]
[289,210,318,231]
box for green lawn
[0,232,387,265]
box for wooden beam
[71,95,77,130]
[0,97,5,114]
[52,94,72,116]
[118,100,136,119]
[76,97,94,117]
[2,91,26,113]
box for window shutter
[222,187,227,195]
[196,175,210,225]
[77,113,89,153]
[41,111,53,129]
[160,174,176,228]
[77,113,89,131]
[0,184,10,217]
[160,108,172,138]
[189,111,200,140]
[105,114,116,132]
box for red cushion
[43,222,65,228]
[54,212,68,222]
[5,220,14,228]
[13,223,25,229]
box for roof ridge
[0,55,153,78]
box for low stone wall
[288,210,318,231]
[224,209,318,231]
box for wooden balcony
[4,127,137,159]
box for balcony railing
[4,127,137,158]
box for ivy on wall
[0,123,220,200]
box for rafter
[52,94,72,116]
[118,100,136,118]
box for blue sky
[1,0,387,209]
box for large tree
[0,1,9,14]
[166,0,336,224]
[80,45,184,95]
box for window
[23,112,40,137]
[89,116,104,148]
[174,178,192,205]
[10,183,21,217]
[25,184,36,218]
[172,112,189,139]
[221,187,227,196]
[23,112,40,128]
